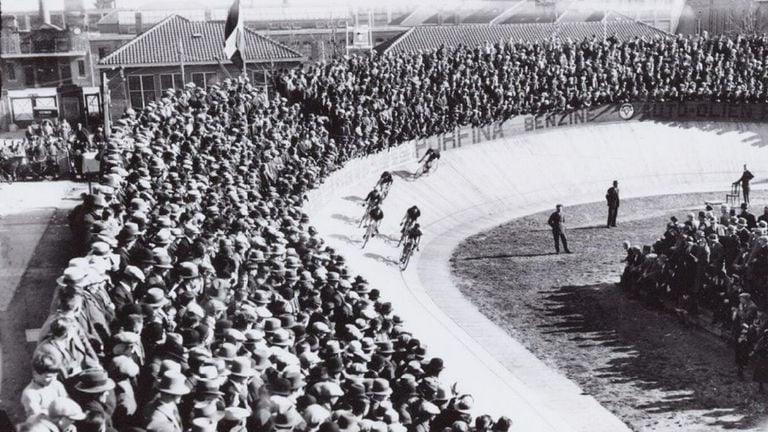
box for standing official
[606,180,620,228]
[734,164,755,205]
[547,204,572,254]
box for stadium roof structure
[98,14,303,67]
[376,15,669,56]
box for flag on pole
[224,0,245,69]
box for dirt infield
[451,191,768,432]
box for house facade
[97,15,304,120]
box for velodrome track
[306,120,768,432]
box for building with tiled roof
[99,14,303,67]
[377,16,669,56]
[97,14,303,121]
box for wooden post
[100,69,110,138]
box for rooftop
[377,16,669,56]
[98,14,304,67]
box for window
[127,74,156,108]
[7,63,16,81]
[190,72,218,88]
[98,47,109,58]
[160,73,183,90]
[77,60,86,77]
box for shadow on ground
[537,283,761,429]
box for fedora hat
[158,371,190,395]
[263,318,282,333]
[192,400,224,421]
[179,261,200,279]
[75,369,116,393]
[195,379,224,397]
[154,229,173,246]
[56,267,88,287]
[269,329,292,347]
[214,343,238,361]
[142,288,169,308]
[273,409,302,429]
[189,417,218,432]
[48,397,86,421]
[230,357,256,378]
[251,349,272,371]
[376,341,395,355]
[370,378,392,396]
[269,377,292,396]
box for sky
[1,0,475,12]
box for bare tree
[727,3,768,36]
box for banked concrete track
[306,121,768,432]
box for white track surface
[307,121,768,432]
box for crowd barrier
[409,101,768,158]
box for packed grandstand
[12,31,768,431]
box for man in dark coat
[606,180,620,228]
[547,204,571,254]
[734,164,755,204]
[739,203,758,230]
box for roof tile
[99,14,303,66]
[380,21,667,56]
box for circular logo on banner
[619,103,635,120]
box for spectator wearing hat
[145,254,174,295]
[109,355,140,429]
[113,266,145,312]
[36,317,101,381]
[739,203,757,230]
[32,397,87,432]
[72,368,117,431]
[21,350,69,417]
[220,357,260,410]
[143,372,190,432]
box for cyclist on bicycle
[402,223,423,255]
[399,205,421,244]
[367,204,384,237]
[365,187,383,208]
[401,205,421,227]
[418,148,441,175]
[377,171,393,190]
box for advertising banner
[411,101,768,157]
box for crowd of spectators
[17,30,768,430]
[620,202,768,389]
[0,119,104,180]
[17,77,513,432]
[280,33,768,151]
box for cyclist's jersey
[366,190,382,206]
[369,207,384,221]
[407,227,422,240]
[406,207,421,220]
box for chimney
[204,8,212,21]
[39,0,51,25]
[135,11,143,33]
